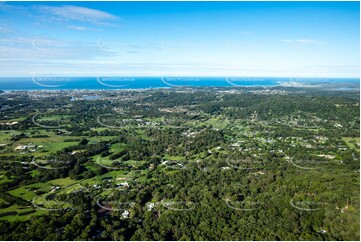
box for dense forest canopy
[0,86,359,240]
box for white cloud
[0,36,116,60]
[0,58,359,77]
[295,39,322,44]
[280,39,323,44]
[36,5,118,26]
[67,25,101,31]
[0,2,28,12]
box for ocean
[0,77,359,91]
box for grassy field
[32,195,72,210]
[0,132,80,157]
[2,176,82,222]
[30,170,40,178]
[1,119,217,222]
[0,132,10,143]
[48,177,77,187]
[58,183,84,195]
[0,173,12,185]
[0,130,22,143]
[342,137,360,151]
[1,129,119,158]
[0,204,48,222]
[110,143,127,153]
[204,117,230,129]
[0,128,104,156]
[15,136,78,153]
[92,142,127,167]
[88,136,118,143]
[8,183,51,201]
[163,155,185,161]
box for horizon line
[0,76,359,79]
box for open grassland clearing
[342,137,360,151]
[0,204,48,222]
[88,136,118,143]
[8,182,51,201]
[8,136,78,155]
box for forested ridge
[0,87,359,240]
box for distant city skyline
[0,1,359,77]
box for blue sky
[0,1,359,77]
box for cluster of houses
[14,143,43,153]
[0,121,18,126]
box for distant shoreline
[0,77,358,91]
